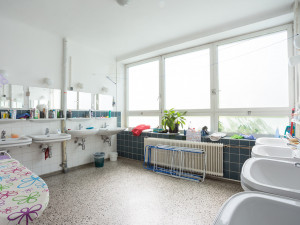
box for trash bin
[93,152,105,167]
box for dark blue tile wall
[70,110,122,127]
[117,132,255,181]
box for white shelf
[0,119,27,123]
[29,118,64,123]
[95,117,112,120]
[67,118,91,122]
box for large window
[165,49,210,109]
[126,25,293,135]
[218,31,289,108]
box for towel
[132,124,151,136]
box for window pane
[183,116,211,131]
[128,61,159,110]
[165,49,210,109]
[218,116,289,135]
[79,92,91,110]
[128,116,159,128]
[218,31,289,108]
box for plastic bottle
[275,128,280,138]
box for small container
[109,110,111,118]
[110,152,118,161]
[93,152,105,167]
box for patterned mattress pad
[0,159,49,225]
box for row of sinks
[0,128,124,148]
[214,137,300,225]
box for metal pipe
[61,38,68,173]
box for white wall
[0,17,125,175]
[0,16,63,89]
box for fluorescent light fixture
[289,55,300,66]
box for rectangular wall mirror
[11,85,24,108]
[0,84,10,108]
[79,92,91,110]
[98,94,113,110]
[29,87,61,109]
[67,91,77,110]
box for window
[128,60,159,111]
[218,31,289,108]
[125,25,292,135]
[128,116,159,128]
[165,49,210,109]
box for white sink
[0,137,32,148]
[252,145,300,162]
[255,137,288,147]
[213,192,300,225]
[241,158,300,200]
[67,129,99,138]
[98,128,125,136]
[30,133,71,144]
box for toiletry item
[53,109,57,119]
[275,128,280,138]
[109,110,111,118]
[11,134,19,138]
[45,109,48,119]
[89,109,92,118]
[67,110,72,118]
[48,110,53,119]
[34,109,39,119]
[291,108,295,136]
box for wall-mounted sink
[30,133,71,144]
[213,192,300,225]
[0,137,32,149]
[241,158,300,200]
[252,145,300,162]
[68,129,99,138]
[255,137,288,147]
[98,128,125,136]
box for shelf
[95,117,112,120]
[0,119,27,123]
[29,118,64,123]
[67,118,92,122]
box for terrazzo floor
[33,158,243,225]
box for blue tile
[239,140,249,147]
[230,172,240,181]
[249,141,256,147]
[224,152,230,162]
[229,139,240,146]
[229,147,239,154]
[224,170,230,179]
[230,154,239,163]
[230,163,239,172]
[224,161,230,171]
[133,154,138,160]
[240,148,250,156]
[240,154,250,164]
[221,138,230,145]
[223,147,230,153]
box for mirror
[0,84,24,109]
[79,92,91,110]
[67,91,77,110]
[29,87,61,109]
[98,94,113,110]
[11,85,24,108]
[0,84,10,108]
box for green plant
[162,108,187,133]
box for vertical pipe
[61,38,68,173]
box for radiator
[144,138,223,176]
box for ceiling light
[116,0,129,6]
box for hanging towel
[45,147,49,160]
[132,124,151,136]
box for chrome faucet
[1,130,6,139]
[102,123,109,128]
[79,124,83,130]
[45,128,50,136]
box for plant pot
[169,123,179,133]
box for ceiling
[0,0,294,59]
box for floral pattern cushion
[0,159,49,225]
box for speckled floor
[33,158,242,225]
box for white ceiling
[0,0,294,59]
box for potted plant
[162,108,187,133]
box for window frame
[125,24,294,134]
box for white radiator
[144,138,223,176]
